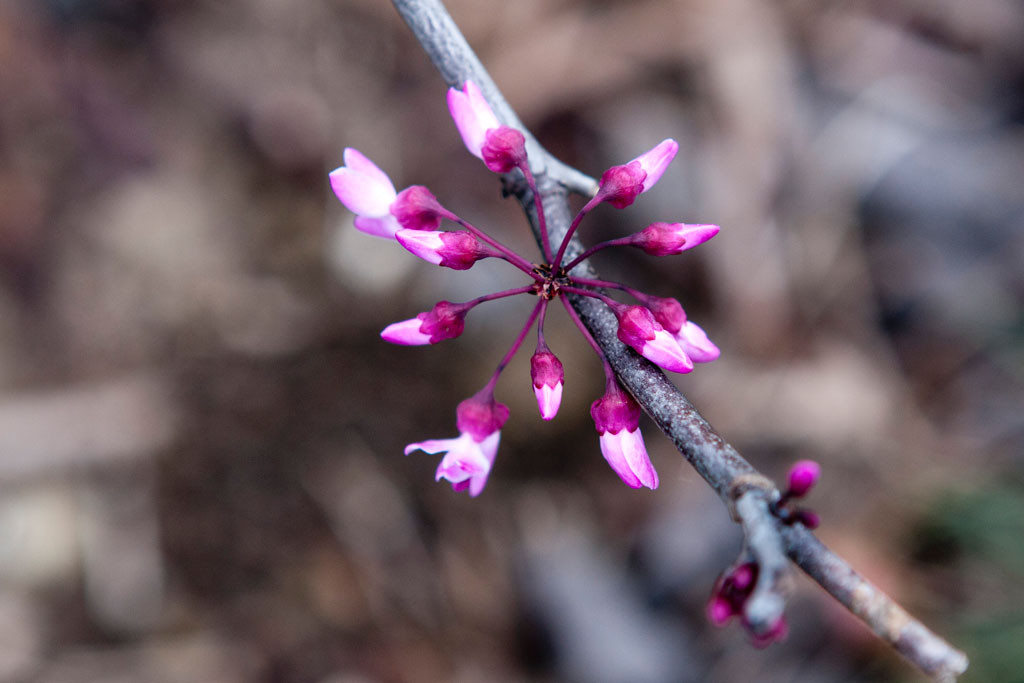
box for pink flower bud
[329,148,401,238]
[482,126,527,173]
[396,229,493,270]
[786,460,820,498]
[447,80,500,160]
[596,161,646,208]
[643,296,687,335]
[707,596,734,626]
[630,222,720,256]
[530,351,564,420]
[591,387,657,489]
[794,509,820,529]
[380,301,467,345]
[390,185,448,231]
[614,305,693,373]
[730,563,756,592]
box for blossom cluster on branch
[331,81,721,497]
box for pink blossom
[380,301,467,345]
[530,351,564,420]
[447,81,500,160]
[329,148,401,238]
[396,229,494,270]
[590,387,657,489]
[405,431,500,497]
[614,305,693,373]
[405,391,510,497]
[630,222,719,256]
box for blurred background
[1,0,1022,681]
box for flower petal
[599,432,643,488]
[395,229,445,265]
[633,138,678,192]
[534,382,563,421]
[447,81,499,159]
[381,317,431,345]
[675,321,720,363]
[641,329,694,373]
[619,427,658,489]
[329,166,397,217]
[343,148,396,195]
[353,215,401,239]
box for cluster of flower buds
[330,80,721,496]
[707,563,789,648]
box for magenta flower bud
[390,185,449,231]
[591,387,658,489]
[643,296,687,335]
[329,148,401,238]
[596,161,647,208]
[794,509,820,529]
[673,321,720,364]
[630,222,720,256]
[482,126,527,173]
[447,80,500,160]
[730,563,756,592]
[380,301,467,345]
[707,596,734,626]
[396,229,494,270]
[614,305,694,374]
[530,351,564,421]
[786,460,821,498]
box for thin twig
[390,0,969,679]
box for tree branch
[390,0,969,679]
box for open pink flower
[405,391,509,497]
[590,385,657,489]
[329,148,401,238]
[405,431,500,497]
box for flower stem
[519,162,552,263]
[563,236,634,271]
[483,298,544,392]
[465,284,535,309]
[552,195,602,268]
[560,295,616,385]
